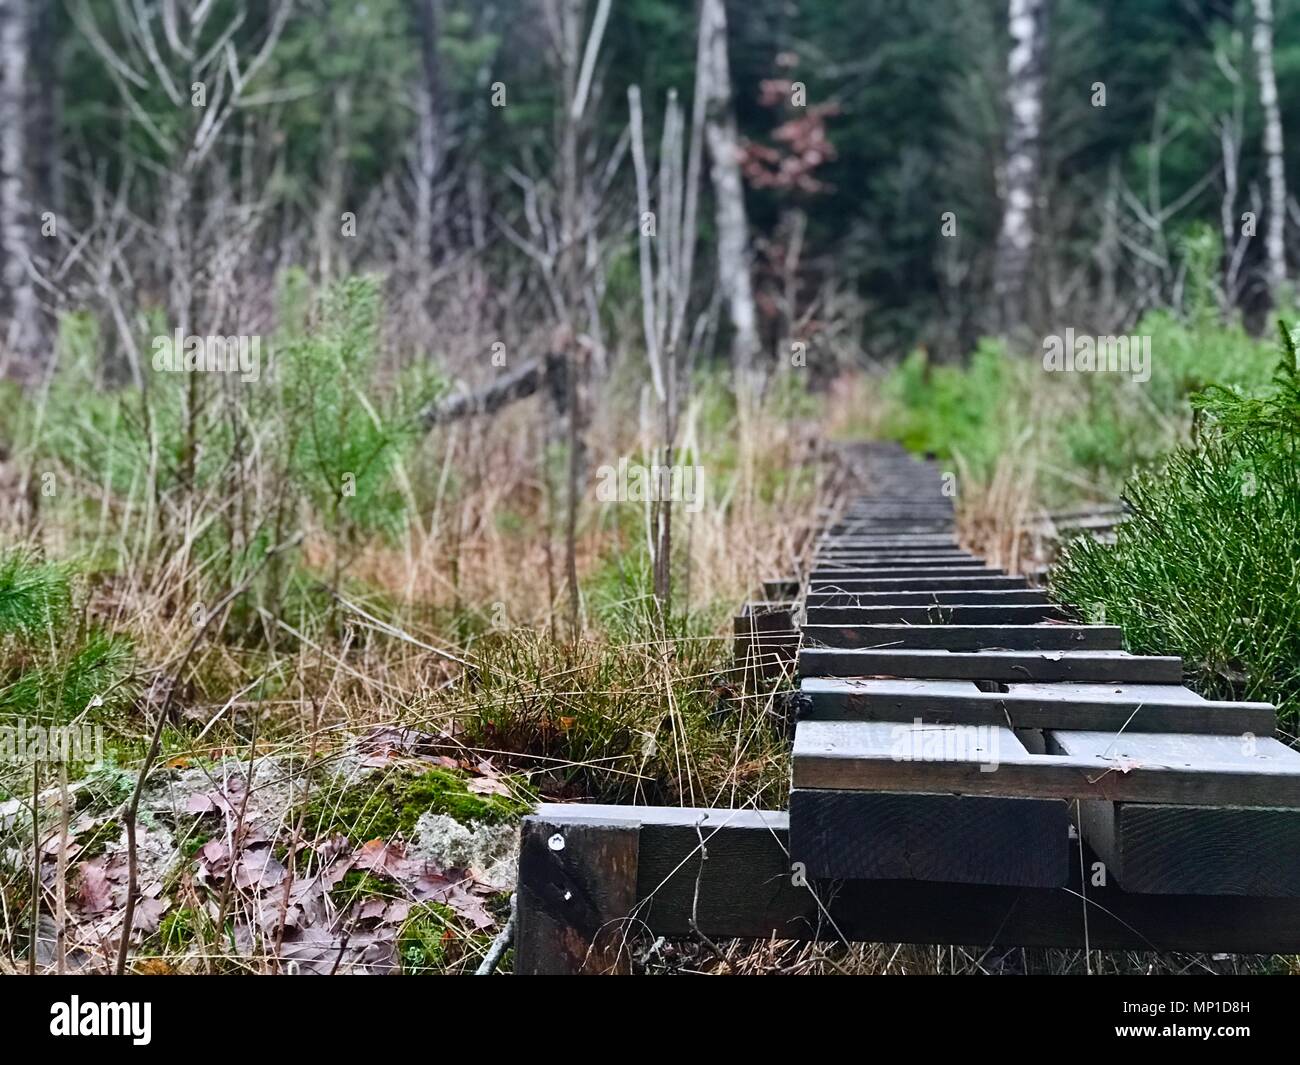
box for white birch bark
[992,0,1050,336]
[0,0,40,363]
[699,0,760,384]
[1252,0,1288,296]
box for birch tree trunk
[413,0,446,271]
[1252,0,1288,297]
[0,0,41,367]
[698,0,760,387]
[27,0,57,219]
[992,0,1050,337]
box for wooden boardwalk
[515,441,1300,973]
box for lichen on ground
[411,812,518,890]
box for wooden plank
[811,564,995,578]
[816,544,972,553]
[806,590,1052,607]
[515,816,639,974]
[835,514,953,521]
[829,523,956,531]
[1007,680,1208,702]
[801,623,1123,651]
[831,526,953,533]
[1074,801,1300,897]
[761,577,801,600]
[529,804,1300,952]
[805,604,1072,625]
[814,554,979,565]
[822,542,960,550]
[832,520,956,527]
[733,603,797,686]
[817,536,959,547]
[792,720,1300,806]
[798,648,1182,683]
[799,677,1277,735]
[839,503,955,512]
[822,521,952,528]
[808,576,1028,591]
[1048,728,1298,768]
[789,788,1069,886]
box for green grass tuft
[1052,325,1300,725]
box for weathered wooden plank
[825,513,955,520]
[831,527,954,534]
[792,720,1300,806]
[811,564,995,578]
[805,604,1072,625]
[801,623,1123,651]
[806,590,1052,607]
[1007,680,1208,702]
[789,788,1069,886]
[515,816,639,974]
[808,576,1028,592]
[817,536,959,547]
[816,546,972,553]
[829,521,956,530]
[832,520,954,529]
[1074,801,1300,897]
[798,647,1182,683]
[832,512,956,520]
[798,677,1277,735]
[830,517,954,526]
[795,723,1300,806]
[1047,727,1294,764]
[528,804,1300,952]
[839,504,955,513]
[814,553,979,565]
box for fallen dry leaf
[76,861,114,915]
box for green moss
[301,765,533,843]
[158,907,202,950]
[179,831,212,860]
[329,870,402,906]
[398,901,489,974]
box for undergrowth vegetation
[1053,325,1300,727]
[0,273,818,974]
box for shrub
[1051,324,1300,725]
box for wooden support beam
[733,602,798,686]
[1072,800,1300,897]
[516,804,1300,956]
[761,578,801,601]
[516,816,640,974]
[789,789,1069,886]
